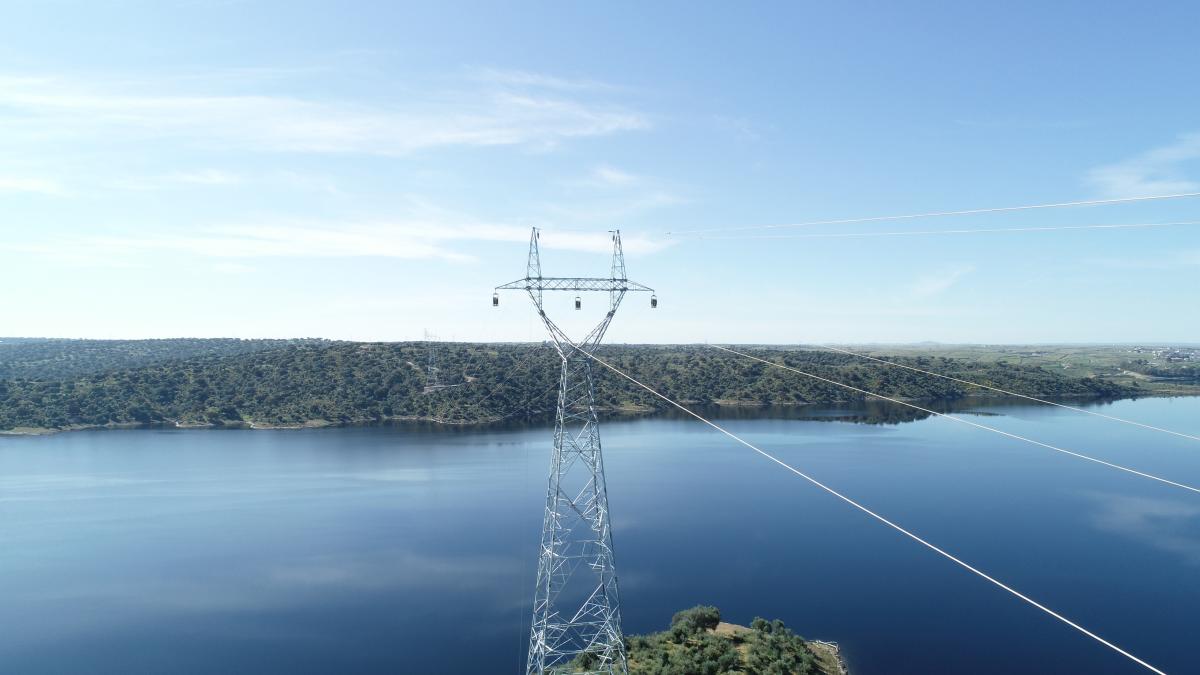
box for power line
[469,343,551,413]
[666,191,1200,235]
[582,348,1167,675]
[713,345,1200,495]
[675,220,1200,241]
[811,344,1200,443]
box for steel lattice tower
[495,228,654,675]
[424,329,440,389]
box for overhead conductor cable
[682,220,1200,240]
[712,345,1200,496]
[812,344,1200,443]
[582,348,1167,675]
[666,190,1200,235]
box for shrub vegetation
[0,340,1137,431]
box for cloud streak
[545,165,685,224]
[3,219,671,267]
[907,264,975,297]
[0,72,648,156]
[0,175,66,196]
[590,165,639,186]
[1088,248,1200,270]
[469,67,620,93]
[1087,133,1200,198]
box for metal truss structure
[423,329,440,389]
[495,227,654,675]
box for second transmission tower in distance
[423,329,441,392]
[495,227,655,675]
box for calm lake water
[3,397,1200,674]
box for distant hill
[0,337,328,380]
[0,339,1141,433]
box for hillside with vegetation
[842,344,1200,396]
[569,605,843,675]
[0,337,325,380]
[0,339,1143,433]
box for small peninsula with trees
[574,605,845,675]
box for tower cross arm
[495,277,654,293]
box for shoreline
[3,390,1193,437]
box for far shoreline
[4,390,1193,438]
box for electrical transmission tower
[495,228,655,675]
[424,329,440,390]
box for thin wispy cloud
[1087,132,1200,198]
[3,219,671,267]
[0,175,67,196]
[1089,248,1200,270]
[112,169,243,191]
[561,164,644,189]
[712,115,762,143]
[539,191,684,224]
[547,165,684,223]
[469,67,619,93]
[907,264,975,298]
[590,165,639,186]
[165,169,242,185]
[212,262,254,275]
[0,72,648,157]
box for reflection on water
[1,396,1198,674]
[389,394,1110,431]
[1084,491,1200,564]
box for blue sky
[1,1,1198,343]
